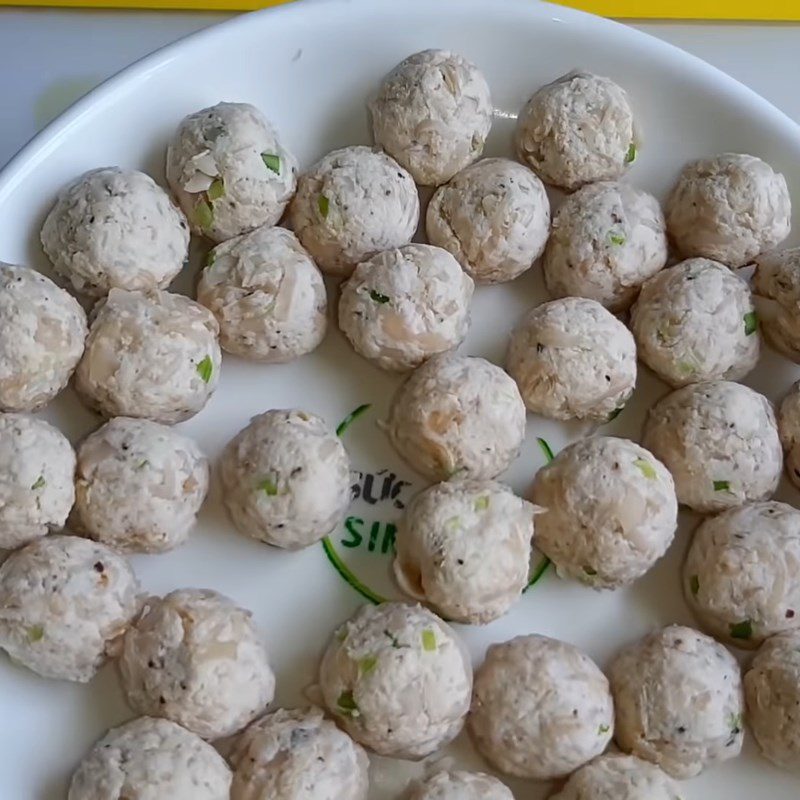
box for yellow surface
[3,0,800,19]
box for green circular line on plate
[322,536,387,605]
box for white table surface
[0,7,798,171]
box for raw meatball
[0,413,75,550]
[229,707,369,800]
[683,501,800,649]
[506,297,637,421]
[532,437,676,589]
[74,417,209,554]
[74,289,221,424]
[425,158,550,283]
[550,754,682,800]
[469,634,613,780]
[166,101,298,243]
[630,258,759,387]
[408,770,513,800]
[666,153,791,267]
[744,630,800,769]
[368,49,492,186]
[68,716,231,800]
[386,354,526,481]
[0,262,87,412]
[515,71,637,191]
[287,145,419,276]
[319,602,472,759]
[778,380,800,489]
[197,225,326,362]
[642,381,782,513]
[219,409,351,550]
[394,479,536,623]
[542,181,668,312]
[41,167,189,297]
[609,625,744,778]
[753,246,800,361]
[119,588,275,740]
[338,243,474,371]
[0,534,140,682]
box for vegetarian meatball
[166,101,298,243]
[532,437,677,590]
[68,716,231,800]
[630,258,759,387]
[609,625,744,779]
[469,634,613,780]
[642,381,782,513]
[197,225,326,362]
[74,289,221,424]
[426,157,550,283]
[74,417,208,553]
[0,413,75,550]
[288,145,419,276]
[229,707,369,800]
[219,409,351,550]
[666,153,791,267]
[542,181,668,312]
[778,380,800,489]
[41,167,189,297]
[319,602,472,759]
[394,479,536,623]
[386,354,526,481]
[408,770,513,800]
[744,630,800,769]
[119,588,275,740]
[368,49,492,186]
[0,534,140,682]
[753,246,800,361]
[684,502,800,649]
[506,297,637,421]
[515,71,637,191]
[0,262,87,412]
[338,243,474,372]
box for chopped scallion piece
[207,178,225,202]
[30,475,45,491]
[27,625,44,643]
[609,232,626,246]
[730,619,752,640]
[261,153,281,174]
[194,200,214,231]
[196,355,213,383]
[713,480,731,492]
[337,690,359,715]
[474,496,490,511]
[336,404,371,437]
[537,438,555,463]
[359,655,378,674]
[318,194,330,218]
[625,143,637,164]
[258,478,279,496]
[421,629,437,651]
[369,290,390,304]
[634,458,657,480]
[744,311,758,336]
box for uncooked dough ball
[369,49,493,186]
[426,157,550,283]
[386,354,526,481]
[394,479,536,623]
[542,181,668,311]
[753,246,800,361]
[666,153,791,267]
[630,258,759,387]
[531,436,677,590]
[0,534,140,682]
[550,754,682,800]
[683,501,800,649]
[166,101,298,243]
[469,634,613,780]
[515,71,637,191]
[506,297,637,421]
[338,243,473,371]
[642,381,782,513]
[288,145,419,276]
[41,167,189,297]
[74,289,221,424]
[68,716,232,800]
[778,380,800,489]
[74,417,208,553]
[319,602,472,759]
[119,588,275,740]
[220,409,351,550]
[609,625,744,779]
[408,770,513,800]
[229,707,369,800]
[0,262,87,412]
[0,413,75,550]
[744,630,800,769]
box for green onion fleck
[359,655,378,674]
[136,460,149,471]
[537,438,555,463]
[727,712,743,732]
[336,403,371,437]
[335,627,348,642]
[27,625,44,643]
[30,475,45,491]
[207,178,225,202]
[318,194,330,218]
[677,360,695,375]
[634,458,657,480]
[714,480,731,492]
[609,232,626,246]
[337,690,359,715]
[625,143,637,164]
[261,153,281,174]
[369,290,390,304]
[598,724,610,735]
[583,566,597,576]
[206,250,217,268]
[690,575,700,596]
[730,619,753,640]
[744,311,758,336]
[258,478,279,496]
[196,355,213,384]
[474,496,490,512]
[607,406,624,423]
[421,629,437,651]
[194,200,214,231]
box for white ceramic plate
[1,0,799,797]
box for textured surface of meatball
[666,153,791,267]
[408,770,513,800]
[778,380,800,489]
[753,247,800,361]
[369,49,492,186]
[642,381,782,513]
